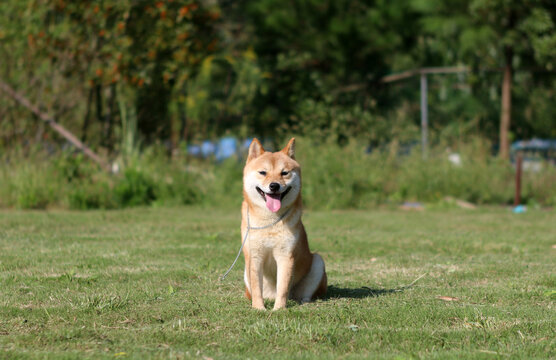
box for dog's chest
[249,223,300,254]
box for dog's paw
[252,304,266,311]
[272,299,288,310]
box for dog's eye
[281,171,289,176]
[258,171,267,176]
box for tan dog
[241,138,327,310]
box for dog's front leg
[273,256,294,310]
[249,253,266,310]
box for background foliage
[1,138,555,210]
[0,0,555,209]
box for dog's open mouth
[256,186,291,213]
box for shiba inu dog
[241,138,327,310]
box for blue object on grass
[243,138,254,151]
[215,137,238,162]
[513,205,527,214]
[201,140,216,158]
[187,137,264,160]
[187,144,202,157]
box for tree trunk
[499,47,513,160]
[104,83,116,151]
[82,87,94,142]
[179,95,189,142]
[95,84,103,145]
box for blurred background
[0,0,555,210]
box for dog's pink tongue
[265,194,281,212]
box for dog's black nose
[269,183,280,192]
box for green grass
[0,206,554,359]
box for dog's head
[243,138,301,213]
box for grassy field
[0,206,554,359]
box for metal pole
[420,72,428,159]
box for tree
[239,0,422,141]
[416,0,556,158]
[0,0,220,150]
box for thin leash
[219,207,291,281]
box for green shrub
[68,180,117,210]
[16,184,54,209]
[203,158,244,208]
[113,168,157,207]
[152,170,203,206]
[1,138,555,210]
[1,160,59,209]
[54,152,90,183]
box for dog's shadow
[323,274,426,300]
[324,285,405,300]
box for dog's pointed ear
[281,138,296,159]
[247,138,265,163]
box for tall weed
[0,150,59,209]
[1,138,554,210]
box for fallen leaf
[436,296,460,302]
[370,258,377,262]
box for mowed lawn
[0,206,554,359]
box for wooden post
[0,80,111,172]
[499,49,513,160]
[420,72,428,159]
[514,152,522,206]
